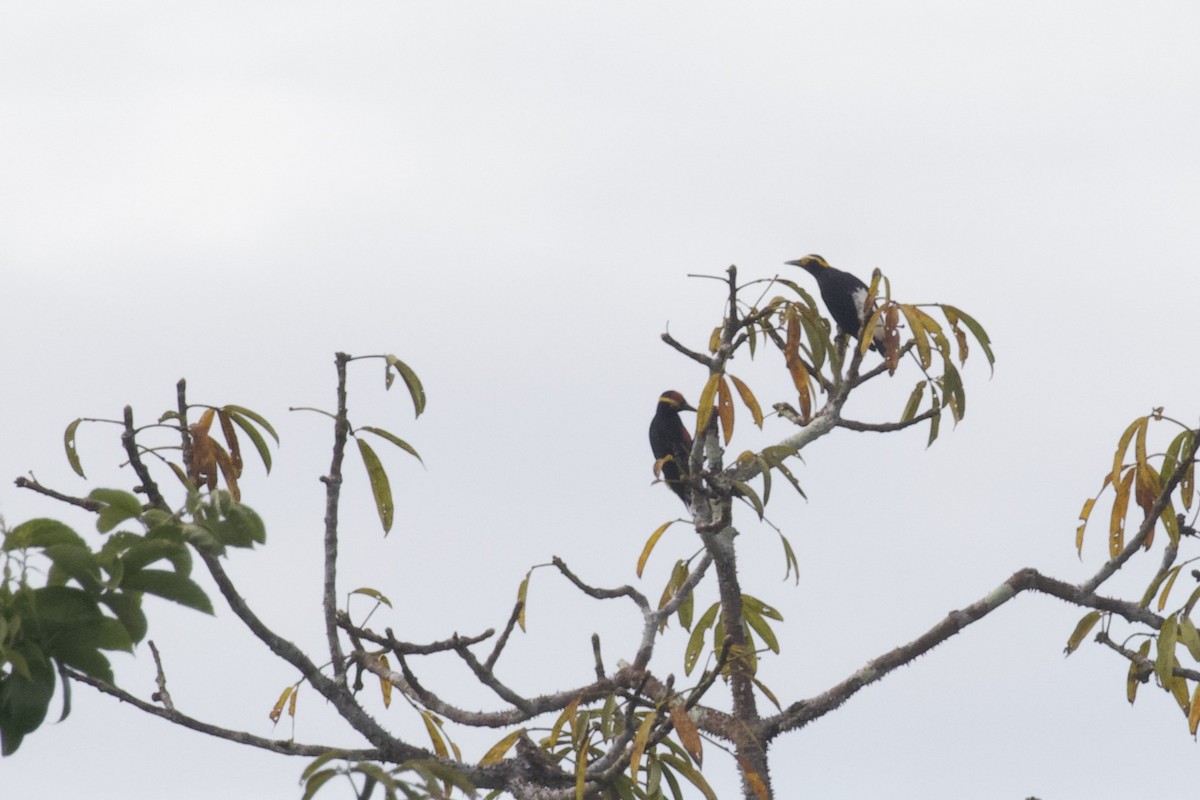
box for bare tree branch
[122,405,167,510]
[320,352,352,687]
[62,666,382,760]
[14,475,101,512]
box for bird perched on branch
[786,254,885,352]
[649,390,695,506]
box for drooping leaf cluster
[1068,410,1200,732]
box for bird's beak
[784,259,804,267]
[681,401,697,412]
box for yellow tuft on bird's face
[786,254,831,271]
[658,391,696,412]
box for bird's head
[658,390,696,412]
[785,254,831,275]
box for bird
[649,390,696,506]
[786,254,885,352]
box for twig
[552,557,649,609]
[659,331,713,368]
[837,407,939,433]
[121,405,167,510]
[62,666,381,759]
[13,476,101,512]
[486,597,525,671]
[148,640,174,711]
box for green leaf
[220,404,279,443]
[742,594,783,620]
[359,426,424,466]
[684,603,719,676]
[926,406,941,448]
[656,752,718,800]
[202,500,267,549]
[1180,617,1200,662]
[673,561,693,630]
[89,489,143,534]
[900,381,926,423]
[349,587,393,609]
[752,676,782,711]
[224,409,274,474]
[121,569,213,614]
[100,592,148,644]
[121,538,192,576]
[742,605,780,654]
[63,418,85,478]
[51,640,113,683]
[0,652,55,755]
[43,545,102,593]
[1157,566,1184,612]
[300,750,348,782]
[731,480,763,519]
[941,305,995,374]
[385,355,426,418]
[1155,613,1179,686]
[300,769,339,800]
[778,531,800,585]
[942,362,965,423]
[356,438,394,534]
[4,519,86,552]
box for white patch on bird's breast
[850,286,869,322]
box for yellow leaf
[516,572,530,632]
[669,701,703,767]
[1111,417,1146,488]
[716,377,735,446]
[629,712,657,785]
[217,410,244,478]
[420,710,449,758]
[288,684,299,719]
[1064,610,1100,655]
[638,521,675,578]
[1127,640,1151,704]
[546,697,580,748]
[575,730,589,800]
[269,685,293,724]
[1190,683,1200,735]
[1109,468,1135,558]
[695,374,721,441]
[785,304,800,356]
[708,325,723,354]
[479,728,525,766]
[378,655,392,708]
[899,305,931,369]
[1158,566,1183,613]
[728,374,763,428]
[1076,497,1096,555]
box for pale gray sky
[3,3,1199,798]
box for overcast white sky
[3,3,1199,798]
